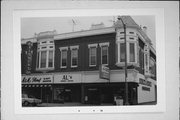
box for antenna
[72,19,76,32]
[68,19,80,32]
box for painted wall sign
[139,78,152,87]
[22,75,53,84]
[99,65,110,80]
[54,73,81,83]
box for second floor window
[70,45,79,67]
[36,41,54,70]
[88,44,97,66]
[61,48,68,68]
[129,43,135,62]
[116,41,137,66]
[120,43,125,62]
[100,42,109,65]
[102,46,108,64]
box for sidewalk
[37,101,157,107]
[37,102,114,107]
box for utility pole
[118,16,129,105]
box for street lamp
[117,16,129,105]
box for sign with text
[139,78,152,87]
[99,65,110,80]
[22,75,53,84]
[54,73,81,83]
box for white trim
[70,45,79,50]
[88,43,98,48]
[99,42,109,47]
[59,46,68,51]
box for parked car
[22,94,42,106]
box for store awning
[22,84,52,87]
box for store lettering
[22,76,52,83]
[61,75,73,82]
[139,78,152,87]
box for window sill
[60,66,67,69]
[71,66,78,68]
[36,68,54,71]
[89,65,96,67]
[116,62,138,67]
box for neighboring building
[21,16,156,105]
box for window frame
[59,47,68,69]
[70,45,79,68]
[116,41,137,65]
[36,40,55,71]
[99,42,109,66]
[88,44,98,67]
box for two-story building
[21,16,156,105]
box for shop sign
[25,41,33,75]
[54,74,81,83]
[22,75,53,84]
[99,65,110,80]
[142,86,150,91]
[139,78,152,87]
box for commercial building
[21,16,156,105]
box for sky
[21,15,156,48]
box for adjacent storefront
[53,73,82,103]
[22,74,53,103]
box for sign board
[99,65,110,80]
[22,75,53,84]
[139,78,152,87]
[54,73,81,83]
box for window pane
[61,50,67,67]
[150,58,156,76]
[90,47,96,65]
[48,50,53,67]
[129,43,135,62]
[37,52,39,68]
[41,51,46,68]
[120,43,125,62]
[139,48,144,69]
[102,46,108,64]
[71,49,78,66]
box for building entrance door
[87,88,100,105]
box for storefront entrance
[53,84,81,103]
[22,84,53,103]
[84,83,138,105]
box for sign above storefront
[99,65,110,80]
[139,78,152,87]
[22,75,53,84]
[54,73,81,83]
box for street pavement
[36,101,157,107]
